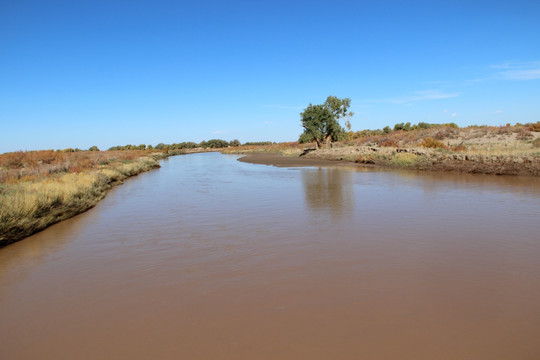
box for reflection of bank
[301,168,355,218]
[0,210,86,293]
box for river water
[1,152,539,359]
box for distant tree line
[243,141,275,146]
[107,144,148,151]
[106,139,249,151]
[54,139,281,153]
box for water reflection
[301,168,354,217]
[393,168,540,196]
[0,214,81,290]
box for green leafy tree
[206,139,229,148]
[88,145,100,151]
[299,96,353,148]
[298,132,314,144]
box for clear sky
[1,0,539,152]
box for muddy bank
[237,153,362,168]
[238,146,540,176]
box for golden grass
[465,142,539,156]
[420,137,446,149]
[390,153,420,166]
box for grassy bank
[0,150,168,247]
[302,146,540,176]
[225,123,540,176]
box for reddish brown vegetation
[420,137,446,149]
[0,150,151,183]
[345,123,538,151]
[530,122,540,132]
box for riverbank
[237,153,363,168]
[0,151,169,247]
[306,146,540,176]
[237,146,540,176]
[230,124,540,176]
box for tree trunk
[325,135,332,149]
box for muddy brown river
[1,152,540,359]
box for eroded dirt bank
[237,153,362,168]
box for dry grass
[530,122,540,132]
[420,137,446,149]
[0,152,163,247]
[389,153,420,167]
[0,150,158,183]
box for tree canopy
[299,96,353,148]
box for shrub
[496,126,513,135]
[420,137,446,149]
[434,127,458,140]
[416,122,432,129]
[378,138,399,147]
[450,144,467,152]
[516,129,533,140]
[393,122,411,131]
[529,122,540,132]
[243,141,273,146]
[533,138,540,148]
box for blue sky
[1,0,539,152]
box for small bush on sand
[420,137,446,149]
[450,144,467,152]
[434,128,458,140]
[530,122,540,132]
[378,138,399,147]
[516,128,533,140]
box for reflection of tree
[301,168,354,218]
